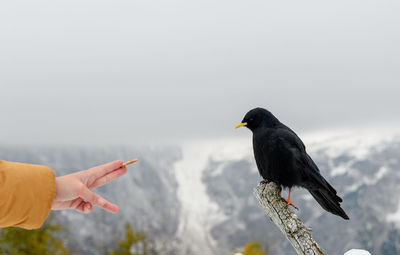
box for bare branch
[254,182,324,255]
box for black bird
[235,107,349,220]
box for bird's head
[235,107,280,132]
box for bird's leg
[260,179,269,184]
[283,188,298,210]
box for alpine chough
[235,107,349,220]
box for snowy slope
[174,138,252,255]
[173,129,400,254]
[0,145,182,255]
[1,128,400,254]
[199,130,400,255]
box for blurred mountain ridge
[1,131,399,255]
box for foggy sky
[1,0,399,145]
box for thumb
[80,187,119,213]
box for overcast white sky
[1,0,399,145]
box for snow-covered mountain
[0,145,182,254]
[201,131,400,255]
[1,130,400,255]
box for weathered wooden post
[254,182,324,255]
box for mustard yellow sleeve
[0,160,56,229]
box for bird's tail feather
[304,164,349,219]
[309,189,349,220]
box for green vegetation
[1,215,266,255]
[108,223,158,255]
[0,213,69,255]
[235,241,268,255]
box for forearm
[0,160,56,229]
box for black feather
[239,107,349,220]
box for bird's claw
[260,179,269,184]
[282,198,298,210]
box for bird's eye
[249,118,254,122]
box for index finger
[87,160,123,179]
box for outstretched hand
[51,160,128,214]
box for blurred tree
[235,241,268,255]
[109,223,157,255]
[0,213,69,255]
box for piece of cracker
[121,159,138,168]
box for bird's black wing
[277,127,349,219]
[253,126,307,187]
[276,127,335,189]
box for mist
[1,0,399,145]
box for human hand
[51,160,128,214]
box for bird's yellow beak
[235,122,247,129]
